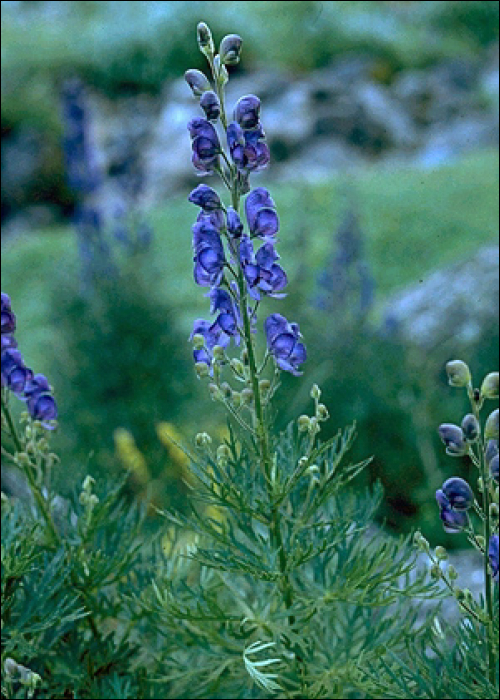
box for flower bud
[184,69,211,97]
[485,439,499,466]
[477,476,484,492]
[485,409,499,441]
[217,444,231,461]
[208,383,222,401]
[231,392,242,408]
[230,358,245,376]
[475,535,486,549]
[241,388,254,405]
[234,95,261,129]
[82,475,95,492]
[220,382,232,399]
[4,658,18,677]
[446,360,471,388]
[435,546,448,561]
[219,33,243,65]
[15,452,30,467]
[259,379,271,394]
[489,453,499,482]
[200,90,221,121]
[192,333,205,350]
[442,477,474,511]
[212,345,225,361]
[461,413,479,442]
[490,503,499,519]
[310,384,321,400]
[195,362,209,379]
[448,564,458,580]
[195,432,212,448]
[438,424,468,456]
[453,586,465,601]
[197,22,215,58]
[430,563,442,579]
[297,415,311,433]
[317,403,329,421]
[480,371,499,400]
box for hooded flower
[489,534,499,582]
[245,187,279,241]
[188,118,221,175]
[227,122,270,174]
[192,220,226,288]
[441,477,474,511]
[1,348,33,395]
[234,95,261,130]
[265,313,306,376]
[435,489,469,533]
[208,288,241,346]
[239,236,287,300]
[23,373,58,426]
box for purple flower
[188,118,221,175]
[489,534,499,582]
[435,489,469,533]
[192,221,226,288]
[208,288,241,345]
[189,184,222,212]
[227,122,270,173]
[441,477,474,511]
[200,90,221,122]
[1,293,16,335]
[1,348,33,395]
[438,423,468,456]
[239,236,287,301]
[234,95,261,130]
[245,188,280,241]
[265,313,306,376]
[226,207,243,238]
[23,374,58,426]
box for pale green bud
[310,384,321,400]
[435,546,448,561]
[309,417,320,435]
[79,491,90,506]
[298,457,309,468]
[477,476,484,492]
[230,358,244,376]
[259,379,271,394]
[485,409,499,441]
[15,452,30,467]
[4,658,18,677]
[241,388,254,405]
[317,403,329,421]
[197,22,215,58]
[231,392,242,408]
[446,360,471,388]
[489,503,499,518]
[447,564,458,580]
[430,563,442,579]
[475,535,486,549]
[480,372,499,400]
[208,383,222,401]
[217,445,231,461]
[297,415,311,433]
[195,432,212,448]
[88,494,99,508]
[307,464,320,476]
[212,345,225,361]
[192,333,205,350]
[220,382,232,399]
[195,362,209,379]
[453,586,465,601]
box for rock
[383,245,499,350]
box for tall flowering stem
[186,23,305,630]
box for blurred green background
[1,0,499,543]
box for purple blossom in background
[188,118,221,174]
[489,534,499,582]
[265,313,307,376]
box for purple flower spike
[489,535,499,582]
[188,118,221,175]
[441,477,474,511]
[245,188,279,241]
[234,95,261,130]
[265,313,306,376]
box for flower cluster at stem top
[185,22,306,384]
[431,360,499,582]
[1,292,58,427]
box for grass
[2,146,498,375]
